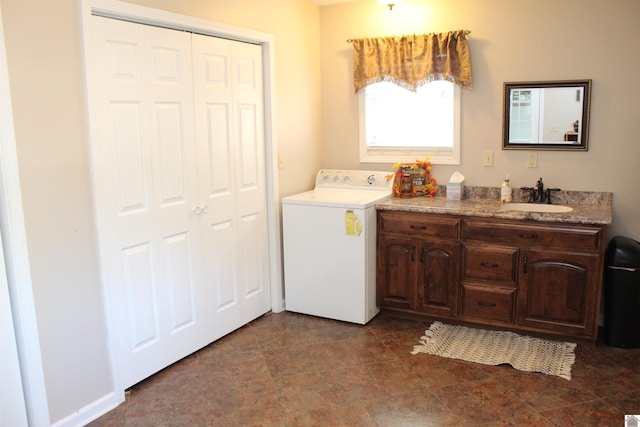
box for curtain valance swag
[350,30,472,93]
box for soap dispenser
[501,174,513,203]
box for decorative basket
[392,158,437,197]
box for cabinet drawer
[461,284,515,323]
[379,212,460,239]
[463,244,517,286]
[463,220,602,252]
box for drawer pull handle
[519,233,538,239]
[411,245,416,262]
[480,262,499,268]
[478,301,497,307]
[410,225,428,231]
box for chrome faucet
[521,178,561,204]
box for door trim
[80,0,283,402]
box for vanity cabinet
[377,211,460,318]
[377,210,606,342]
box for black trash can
[604,236,640,348]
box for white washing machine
[282,169,393,324]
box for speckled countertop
[376,186,613,225]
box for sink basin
[502,203,573,213]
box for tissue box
[446,182,464,200]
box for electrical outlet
[482,150,494,167]
[278,154,285,169]
[527,152,538,168]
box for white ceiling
[306,0,361,5]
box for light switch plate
[527,152,538,168]
[483,150,494,167]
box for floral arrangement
[390,157,438,197]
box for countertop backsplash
[436,185,613,206]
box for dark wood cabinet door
[377,236,416,310]
[416,240,460,317]
[517,249,600,336]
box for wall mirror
[502,79,591,151]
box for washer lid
[282,188,391,209]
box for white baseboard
[50,390,124,427]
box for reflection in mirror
[502,80,591,151]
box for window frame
[358,82,461,165]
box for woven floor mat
[411,321,576,380]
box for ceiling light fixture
[378,0,403,10]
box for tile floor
[89,311,640,426]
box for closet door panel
[112,103,149,216]
[92,16,205,388]
[143,25,205,364]
[192,35,270,334]
[154,105,187,204]
[148,25,209,370]
[162,232,196,332]
[238,212,270,320]
[192,36,241,339]
[208,221,238,310]
[237,104,259,189]
[202,103,234,217]
[121,242,159,351]
[93,18,165,386]
[232,43,270,319]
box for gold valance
[350,30,472,93]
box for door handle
[478,301,497,307]
[519,233,538,239]
[193,205,209,215]
[480,262,499,268]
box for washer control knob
[367,175,377,185]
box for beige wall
[320,0,640,240]
[0,0,322,423]
[0,0,113,422]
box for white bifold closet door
[91,15,270,389]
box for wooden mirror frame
[502,79,592,151]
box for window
[508,88,541,143]
[359,80,461,165]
